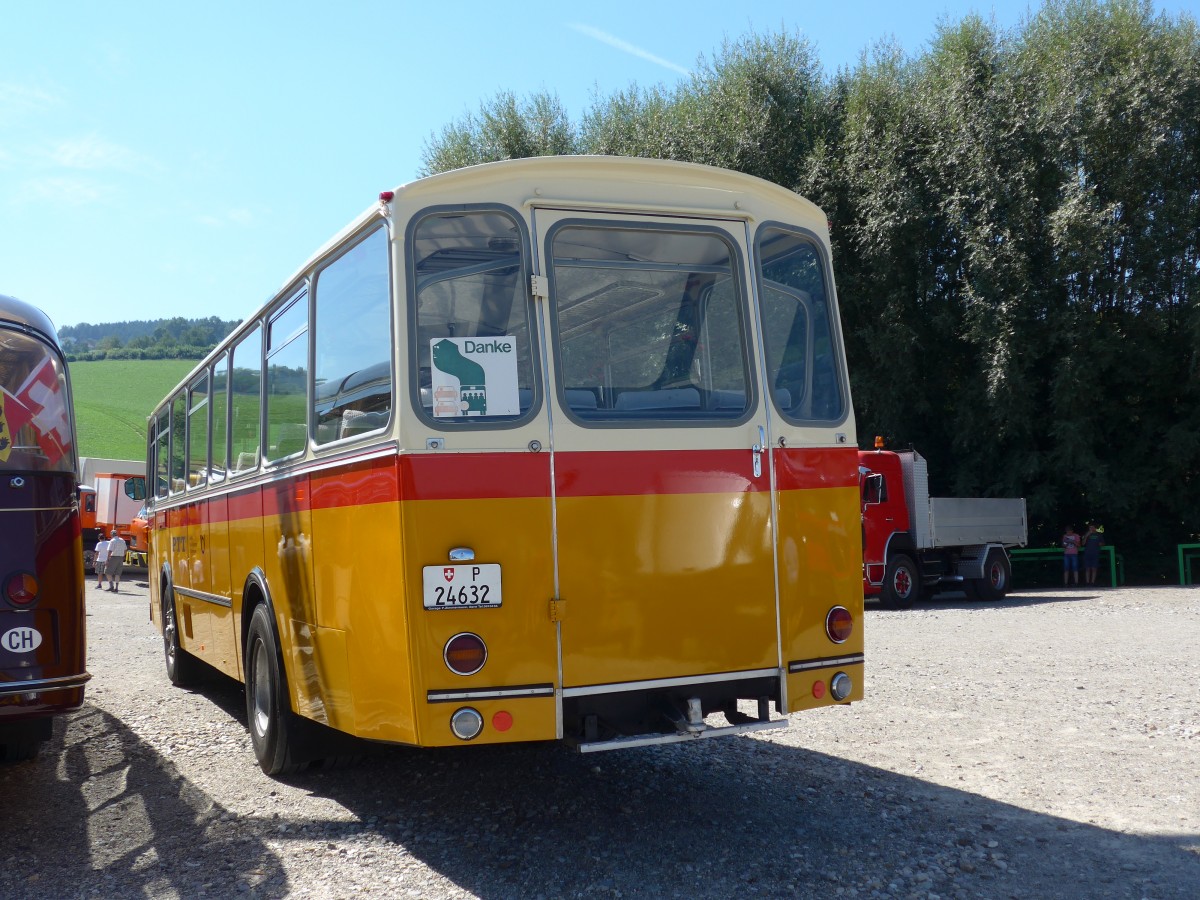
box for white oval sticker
[1,626,42,653]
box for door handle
[752,425,765,478]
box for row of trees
[421,0,1199,580]
[61,316,240,361]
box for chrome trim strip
[426,684,556,703]
[575,717,786,753]
[173,586,233,608]
[788,653,865,674]
[0,672,92,697]
[561,667,778,699]
[0,506,75,513]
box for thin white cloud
[51,134,158,174]
[569,24,691,76]
[197,208,255,228]
[0,82,59,115]
[13,175,111,205]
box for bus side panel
[775,448,864,710]
[203,495,237,676]
[399,454,558,748]
[227,486,265,679]
[183,497,225,668]
[309,456,411,740]
[261,476,331,724]
[167,503,211,656]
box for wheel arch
[239,568,295,715]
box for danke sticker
[430,337,520,417]
[1,626,42,653]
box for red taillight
[5,572,39,607]
[826,606,853,643]
[492,710,513,732]
[444,633,487,676]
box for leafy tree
[419,2,1200,580]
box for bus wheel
[245,604,304,776]
[163,584,201,687]
[881,554,919,610]
[973,549,1011,601]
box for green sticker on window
[430,337,519,417]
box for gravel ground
[1,579,1198,899]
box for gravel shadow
[272,733,1199,899]
[0,703,289,899]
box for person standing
[1082,522,1105,586]
[104,530,128,592]
[93,536,111,590]
[1061,524,1081,586]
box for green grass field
[69,359,195,459]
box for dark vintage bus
[0,294,89,761]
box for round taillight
[444,632,487,676]
[450,707,484,741]
[830,671,853,702]
[5,572,39,607]
[825,606,853,643]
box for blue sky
[1,1,1195,331]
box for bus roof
[0,293,63,350]
[156,156,834,413]
[283,156,829,299]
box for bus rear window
[549,224,752,423]
[409,210,537,424]
[0,331,74,472]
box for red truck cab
[860,448,915,604]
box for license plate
[422,564,502,610]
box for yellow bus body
[147,157,863,769]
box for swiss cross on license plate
[422,564,502,609]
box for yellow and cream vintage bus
[146,157,864,775]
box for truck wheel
[881,554,920,610]
[245,603,306,776]
[973,549,1012,601]
[163,583,202,687]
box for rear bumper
[0,671,92,699]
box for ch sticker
[1,626,42,653]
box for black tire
[0,735,42,763]
[0,719,51,763]
[245,603,306,776]
[163,582,202,687]
[881,553,920,610]
[973,549,1012,601]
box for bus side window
[211,353,229,483]
[313,227,392,444]
[155,407,170,498]
[187,370,210,488]
[169,393,186,494]
[756,226,846,424]
[230,324,262,474]
[265,290,308,462]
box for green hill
[69,359,194,459]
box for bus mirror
[125,477,147,501]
